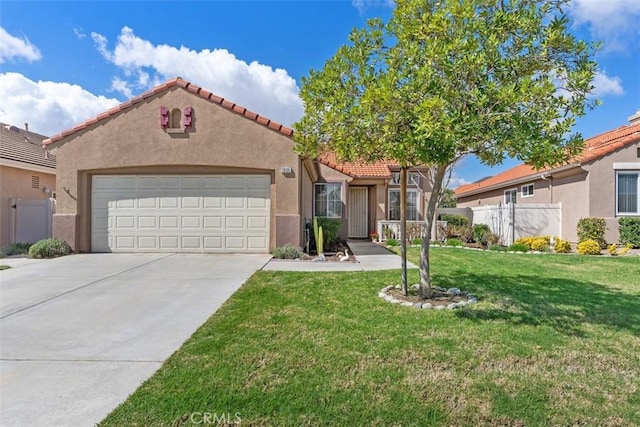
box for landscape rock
[447,303,458,309]
[448,288,462,295]
[421,303,433,309]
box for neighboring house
[43,77,431,253]
[455,112,640,243]
[0,123,56,247]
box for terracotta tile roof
[42,77,293,146]
[455,122,640,196]
[317,152,392,178]
[0,123,56,169]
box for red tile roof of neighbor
[318,152,393,178]
[455,122,640,196]
[42,77,294,146]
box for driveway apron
[0,253,270,427]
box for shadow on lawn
[435,271,640,337]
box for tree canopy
[293,0,599,297]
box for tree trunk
[419,164,448,299]
[400,167,408,296]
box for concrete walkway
[262,240,417,272]
[0,253,271,427]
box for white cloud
[92,27,304,126]
[0,27,41,63]
[352,0,394,14]
[569,0,640,51]
[591,71,624,97]
[0,72,121,136]
[73,27,86,40]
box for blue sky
[1,0,638,187]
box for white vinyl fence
[471,203,561,245]
[10,198,55,244]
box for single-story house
[0,123,56,247]
[454,112,640,243]
[43,77,432,253]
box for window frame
[504,188,517,204]
[615,171,640,216]
[314,183,343,218]
[521,183,534,198]
[388,188,419,221]
[390,171,421,187]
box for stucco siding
[585,141,640,243]
[49,87,301,252]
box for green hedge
[577,217,607,248]
[439,214,469,227]
[619,217,640,248]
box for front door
[348,187,368,238]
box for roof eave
[455,163,581,198]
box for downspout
[541,173,552,203]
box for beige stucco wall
[585,141,640,243]
[457,178,551,207]
[550,171,589,242]
[49,87,302,252]
[0,165,56,247]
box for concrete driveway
[0,253,270,427]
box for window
[390,171,421,186]
[504,189,517,204]
[388,189,418,220]
[617,172,639,214]
[521,184,534,198]
[314,183,342,218]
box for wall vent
[32,175,39,189]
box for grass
[101,248,640,426]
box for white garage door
[91,175,270,253]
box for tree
[293,0,598,299]
[438,188,457,209]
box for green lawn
[101,248,640,426]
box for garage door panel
[203,216,223,229]
[92,175,270,253]
[138,236,158,249]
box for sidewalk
[261,240,417,272]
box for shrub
[618,217,640,248]
[608,244,618,256]
[0,250,5,259]
[440,214,469,227]
[272,244,304,259]
[620,243,633,256]
[514,236,534,249]
[449,225,473,243]
[554,239,572,253]
[577,217,607,248]
[411,237,422,245]
[28,238,72,259]
[472,224,491,245]
[386,238,399,246]
[486,233,500,246]
[0,265,10,270]
[3,242,32,256]
[316,217,342,247]
[446,238,463,247]
[488,245,507,252]
[508,243,529,252]
[530,237,549,252]
[577,239,601,255]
